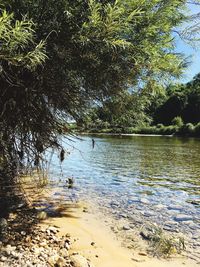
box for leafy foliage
[79,91,152,130]
[0,0,197,213]
[171,116,184,127]
[0,11,46,69]
[0,10,47,216]
[154,74,200,125]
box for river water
[49,135,200,258]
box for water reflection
[50,135,200,225]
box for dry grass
[142,224,186,257]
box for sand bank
[43,201,196,267]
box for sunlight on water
[49,135,200,235]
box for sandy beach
[41,200,197,267]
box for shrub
[111,128,123,134]
[160,125,178,135]
[101,121,110,129]
[157,123,164,128]
[89,128,99,133]
[98,128,112,133]
[194,122,200,136]
[171,116,184,127]
[143,224,186,257]
[139,126,158,134]
[122,127,138,134]
[178,123,195,135]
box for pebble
[123,225,130,231]
[48,255,59,266]
[131,257,145,262]
[154,204,166,209]
[60,248,69,258]
[47,226,59,234]
[164,221,178,226]
[37,211,47,220]
[0,256,7,262]
[56,257,66,267]
[142,211,154,217]
[64,242,70,250]
[138,252,147,256]
[120,214,128,218]
[21,231,26,236]
[168,205,183,211]
[174,215,193,222]
[140,198,150,204]
[70,254,91,267]
[0,224,72,267]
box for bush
[171,116,184,127]
[157,123,164,128]
[122,127,139,134]
[124,125,178,135]
[144,224,185,257]
[101,121,110,129]
[178,123,195,135]
[159,125,178,135]
[194,122,200,136]
[98,128,112,133]
[110,128,123,134]
[139,126,158,134]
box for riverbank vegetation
[1,1,200,265]
[78,73,200,137]
[1,0,198,217]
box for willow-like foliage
[0,10,46,216]
[0,0,197,214]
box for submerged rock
[168,205,183,211]
[174,215,193,222]
[140,198,150,204]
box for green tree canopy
[0,10,46,216]
[153,74,200,125]
[0,0,196,214]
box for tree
[0,0,193,215]
[153,74,200,125]
[153,84,188,125]
[83,91,152,129]
[0,10,46,216]
[182,74,200,123]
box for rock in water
[174,215,193,222]
[140,198,149,204]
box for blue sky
[176,38,199,82]
[175,3,200,83]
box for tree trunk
[0,158,25,219]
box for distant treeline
[77,73,200,136]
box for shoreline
[78,132,200,138]
[79,132,173,137]
[16,180,199,267]
[41,198,197,267]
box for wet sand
[43,201,197,267]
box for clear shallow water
[49,135,200,232]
